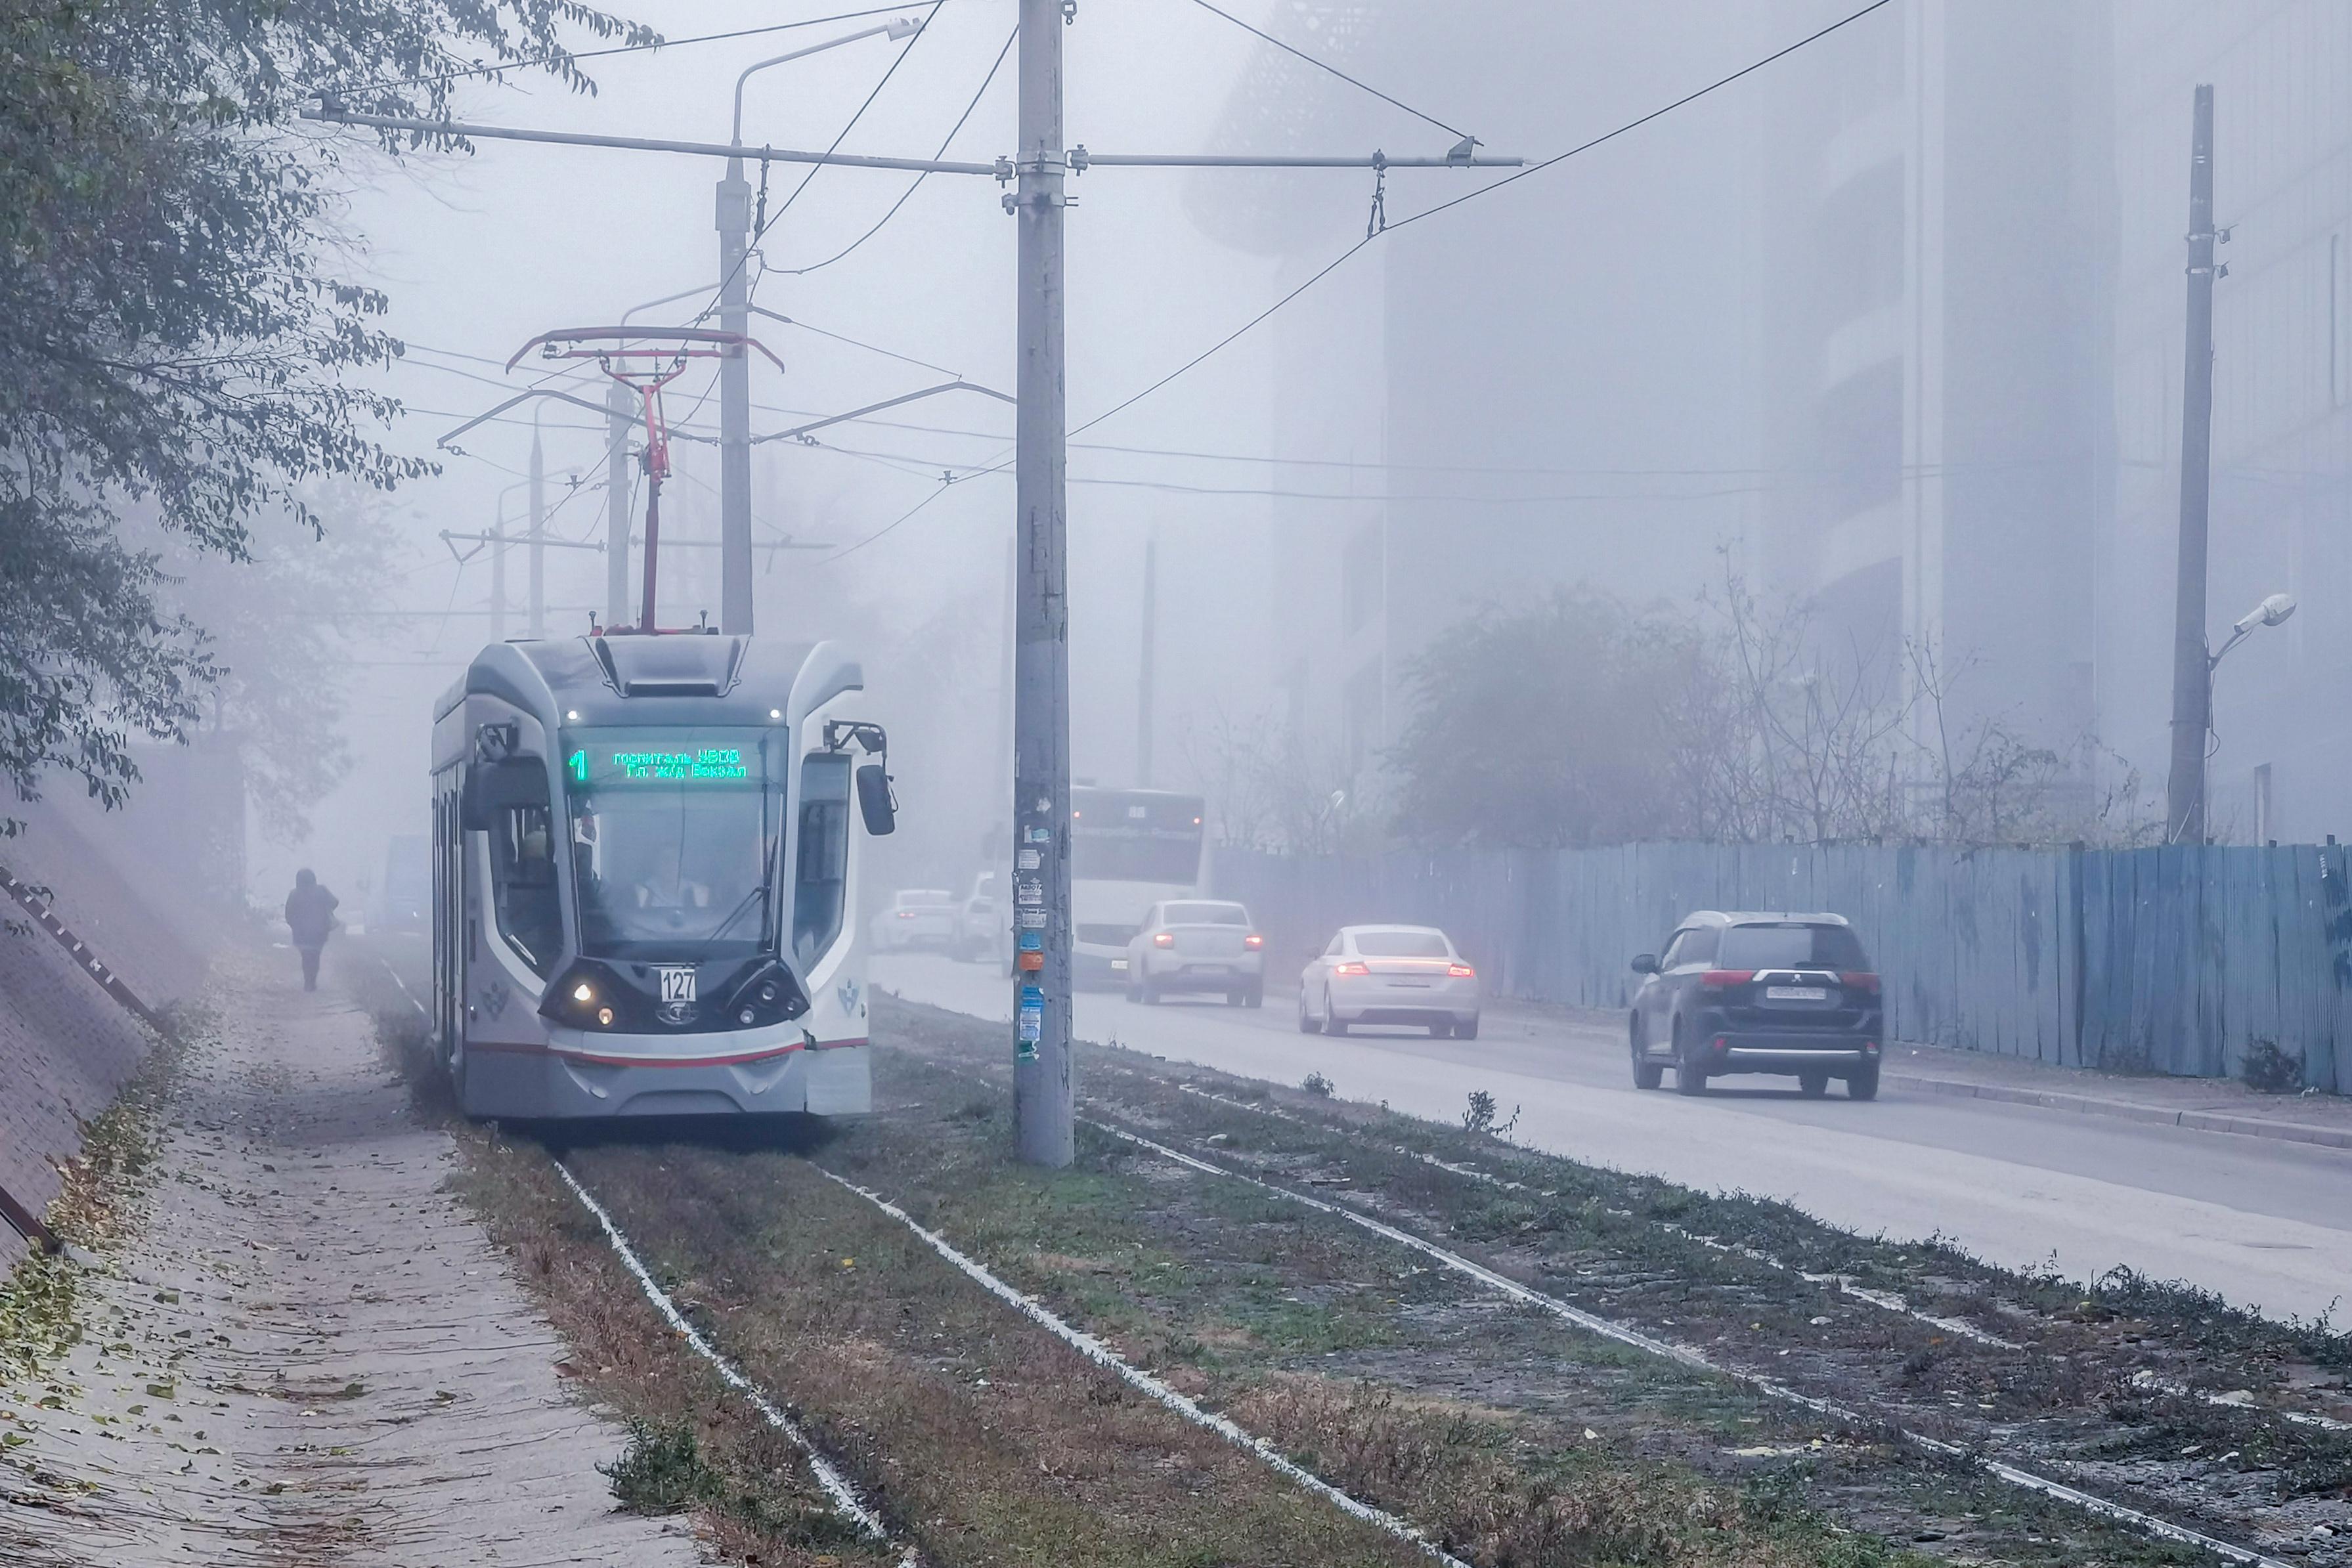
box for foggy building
[1190,2,1772,808]
[1749,1,2106,754]
[1198,1,2352,844]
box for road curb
[1888,1072,2352,1151]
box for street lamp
[715,17,923,635]
[2212,591,2297,668]
[2177,591,2296,842]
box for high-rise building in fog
[1198,0,2352,842]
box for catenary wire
[1183,0,1467,141]
[321,5,946,98]
[779,20,1018,276]
[1072,0,1899,445]
[816,0,1899,561]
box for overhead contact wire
[1184,0,1468,140]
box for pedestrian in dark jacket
[284,869,339,991]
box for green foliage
[1389,586,1710,848]
[599,1418,720,1515]
[0,0,650,821]
[1300,1071,1334,1097]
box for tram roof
[435,634,860,731]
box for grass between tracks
[351,938,2349,1567]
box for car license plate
[1767,985,1828,1002]
[656,967,697,1003]
[1392,978,1431,988]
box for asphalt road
[875,951,2352,1326]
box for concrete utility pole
[1010,0,1073,1168]
[489,512,506,642]
[2166,84,2220,845]
[1137,533,1157,788]
[605,381,632,629]
[716,21,921,638]
[527,416,546,638]
[716,163,755,634]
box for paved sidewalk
[0,947,702,1567]
[1881,1037,2352,1150]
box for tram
[428,632,896,1120]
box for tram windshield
[560,727,781,959]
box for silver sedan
[1298,925,1480,1039]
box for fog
[222,0,2352,911]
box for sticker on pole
[1018,909,1049,929]
[1017,846,1042,871]
[1017,1002,1043,1054]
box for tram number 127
[656,967,697,1003]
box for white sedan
[1123,899,1265,1006]
[1298,925,1480,1039]
[868,888,958,951]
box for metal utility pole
[2166,84,2219,845]
[605,381,632,628]
[489,513,507,642]
[1010,0,1072,1168]
[1137,533,1157,787]
[527,417,546,637]
[716,162,755,634]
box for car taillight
[1333,961,1368,976]
[1447,963,1475,978]
[1152,932,1174,947]
[1244,934,1264,949]
[1840,971,1881,993]
[1699,970,1754,989]
[896,910,916,919]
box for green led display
[563,728,768,791]
[610,747,747,781]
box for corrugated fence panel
[1216,840,2352,1086]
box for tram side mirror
[464,756,548,833]
[855,763,898,837]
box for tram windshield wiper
[697,832,779,949]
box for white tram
[429,633,895,1120]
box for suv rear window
[1353,930,1450,957]
[1164,902,1249,925]
[1718,923,1868,970]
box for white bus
[1070,786,1206,986]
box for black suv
[1628,912,1883,1099]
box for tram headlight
[540,959,636,1033]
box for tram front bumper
[464,1034,871,1119]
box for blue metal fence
[1211,842,2352,1093]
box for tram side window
[485,759,563,977]
[793,754,852,969]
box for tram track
[357,948,2352,1565]
[884,1001,2352,1568]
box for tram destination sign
[563,728,763,789]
